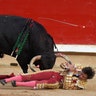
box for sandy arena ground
[0,53,96,96]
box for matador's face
[78,72,87,80]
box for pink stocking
[16,81,37,88]
[5,75,22,83]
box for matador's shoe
[11,80,16,87]
[0,79,7,85]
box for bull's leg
[17,58,29,73]
[0,50,4,58]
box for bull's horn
[29,55,42,72]
[55,53,72,64]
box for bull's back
[0,15,27,54]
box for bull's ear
[40,54,56,70]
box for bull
[0,15,57,73]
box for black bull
[0,15,57,73]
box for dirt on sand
[0,53,96,96]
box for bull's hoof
[0,53,4,58]
[10,63,18,66]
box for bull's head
[29,53,72,72]
[29,53,56,72]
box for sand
[0,53,96,96]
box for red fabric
[0,73,15,80]
[21,71,63,83]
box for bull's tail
[47,33,58,51]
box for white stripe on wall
[54,44,96,53]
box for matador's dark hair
[82,66,95,79]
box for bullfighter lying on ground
[0,62,95,90]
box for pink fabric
[16,81,36,88]
[16,79,56,88]
[5,75,22,82]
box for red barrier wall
[0,0,96,44]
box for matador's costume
[20,64,87,90]
[0,64,87,90]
